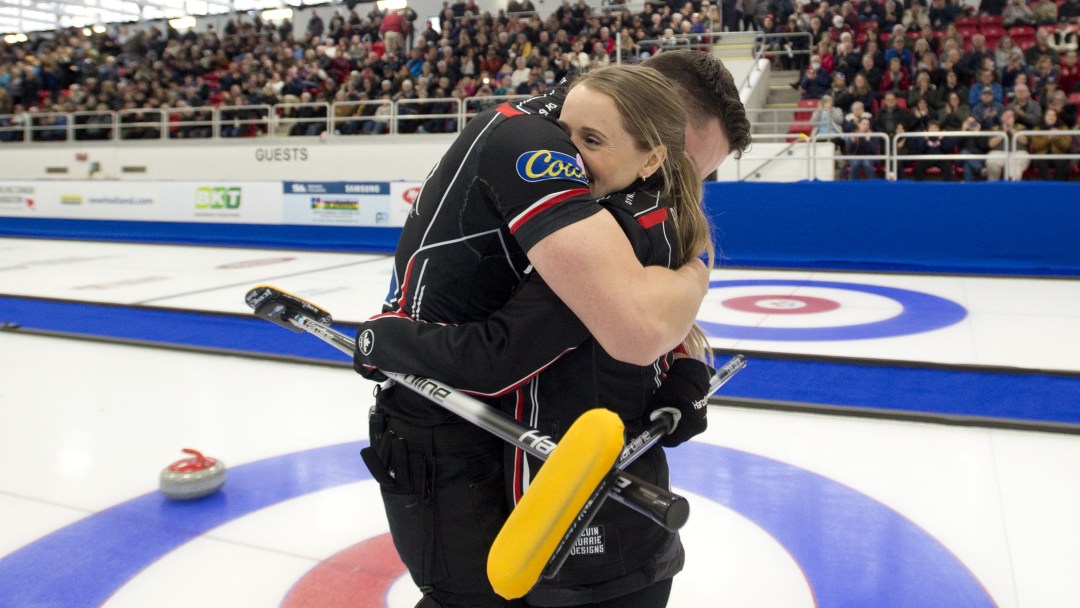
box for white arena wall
[0,136,457,182]
[0,132,834,183]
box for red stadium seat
[793,98,820,122]
[957,25,979,40]
[956,16,978,27]
[1070,92,1080,106]
[981,25,1006,42]
[1008,25,1036,39]
[788,99,819,142]
[786,124,813,142]
[1010,25,1037,50]
[979,14,1003,27]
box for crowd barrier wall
[2,179,1077,276]
[705,181,1080,277]
[0,137,455,182]
[0,178,422,252]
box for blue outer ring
[701,280,968,341]
[0,442,994,607]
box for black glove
[648,358,713,447]
[353,324,388,382]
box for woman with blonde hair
[907,69,937,108]
[355,62,737,607]
[995,35,1026,72]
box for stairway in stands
[710,31,758,61]
[758,69,802,136]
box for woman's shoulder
[600,186,668,216]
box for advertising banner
[390,181,421,227]
[283,181,389,227]
[168,182,283,224]
[0,179,421,227]
[0,184,37,214]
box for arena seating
[1,0,1077,181]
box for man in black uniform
[357,52,750,608]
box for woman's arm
[355,274,591,396]
[527,211,708,366]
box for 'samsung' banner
[282,181,392,227]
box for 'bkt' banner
[282,181,416,228]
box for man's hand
[649,357,714,447]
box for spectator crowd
[773,0,1080,179]
[1,0,1078,179]
[0,0,724,140]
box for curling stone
[160,448,226,500]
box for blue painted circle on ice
[669,443,995,607]
[0,442,995,607]
[701,280,968,341]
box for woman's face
[560,83,666,198]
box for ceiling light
[261,7,293,21]
[168,16,197,30]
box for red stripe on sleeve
[496,103,523,118]
[508,187,591,234]
[395,257,417,313]
[637,207,669,229]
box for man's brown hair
[642,50,752,159]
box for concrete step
[771,69,802,80]
[712,43,756,59]
[711,31,760,45]
[714,47,755,59]
[709,31,759,59]
[766,88,800,106]
[753,123,787,135]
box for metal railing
[728,132,832,181]
[744,107,816,133]
[754,31,814,67]
[891,129,1080,181]
[809,131,891,180]
[890,130,1000,180]
[1012,129,1080,181]
[0,94,529,143]
[737,133,810,180]
[3,96,1078,182]
[729,128,1079,181]
[614,29,745,65]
